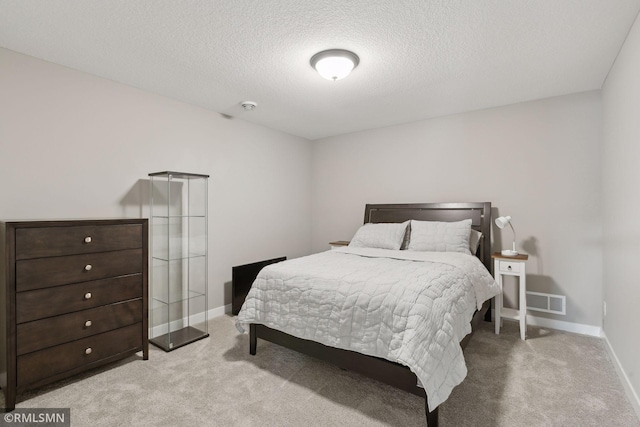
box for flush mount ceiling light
[310,49,359,81]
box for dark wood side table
[329,241,350,249]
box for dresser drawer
[17,299,143,355]
[15,224,142,260]
[16,274,142,324]
[17,323,143,387]
[16,249,143,292]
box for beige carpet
[3,316,639,426]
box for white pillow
[349,221,409,250]
[469,229,483,254]
[408,219,472,254]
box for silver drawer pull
[85,320,92,327]
[84,292,92,300]
[84,264,92,271]
[85,347,92,355]
[84,236,92,243]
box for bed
[236,202,497,426]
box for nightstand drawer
[17,323,143,387]
[17,299,143,355]
[16,274,142,323]
[16,249,143,292]
[15,224,143,260]
[499,261,521,273]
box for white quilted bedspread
[236,247,500,408]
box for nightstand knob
[84,292,92,300]
[507,266,512,271]
[85,320,92,328]
[85,347,92,355]
[84,264,92,271]
[84,236,92,243]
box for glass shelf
[152,253,206,262]
[151,215,207,219]
[152,289,206,306]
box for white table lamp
[495,215,519,256]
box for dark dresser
[0,219,148,410]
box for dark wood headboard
[363,202,492,273]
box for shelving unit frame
[149,171,209,351]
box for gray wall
[0,48,313,312]
[602,11,640,407]
[312,91,603,327]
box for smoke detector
[241,101,257,111]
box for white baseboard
[208,303,233,318]
[602,332,640,421]
[525,314,602,337]
[493,309,602,337]
[160,307,599,340]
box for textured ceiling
[1,1,639,140]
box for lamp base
[501,249,519,256]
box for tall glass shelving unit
[149,171,209,351]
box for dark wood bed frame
[249,202,493,426]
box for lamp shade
[495,216,512,229]
[310,49,359,81]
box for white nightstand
[493,252,529,340]
[329,241,350,250]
